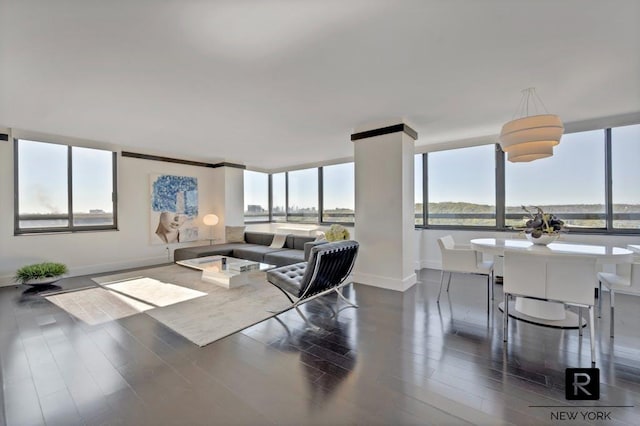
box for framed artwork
[150,174,198,244]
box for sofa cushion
[266,262,307,296]
[174,243,247,262]
[244,231,275,246]
[232,245,285,263]
[226,226,246,243]
[264,249,305,267]
[284,235,316,250]
[304,240,329,261]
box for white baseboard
[0,255,169,288]
[415,259,440,271]
[352,271,417,292]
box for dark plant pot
[22,276,63,286]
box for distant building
[89,209,106,214]
[247,204,265,213]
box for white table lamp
[203,214,219,244]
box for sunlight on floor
[45,276,207,325]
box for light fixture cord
[512,87,550,119]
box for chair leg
[610,289,615,339]
[491,270,495,301]
[598,281,602,318]
[503,293,509,342]
[437,270,445,304]
[486,275,490,316]
[446,272,452,292]
[589,306,596,366]
[578,307,583,336]
[294,306,320,331]
[335,287,358,308]
[317,297,337,317]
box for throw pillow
[269,234,287,248]
[225,226,245,243]
[314,231,326,241]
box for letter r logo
[565,368,599,400]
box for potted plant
[15,262,68,286]
[521,205,565,245]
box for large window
[415,154,424,225]
[271,172,286,222]
[612,124,640,229]
[427,145,496,226]
[243,170,269,222]
[418,124,640,234]
[322,163,354,223]
[287,168,318,223]
[16,139,117,233]
[506,130,606,229]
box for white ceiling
[1,0,639,170]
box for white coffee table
[176,255,275,289]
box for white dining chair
[436,235,494,314]
[503,251,599,365]
[597,256,640,338]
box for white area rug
[46,264,291,346]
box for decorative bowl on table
[525,233,559,245]
[520,206,564,246]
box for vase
[525,233,559,246]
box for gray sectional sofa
[173,231,326,267]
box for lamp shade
[203,214,219,226]
[499,114,564,162]
[506,140,555,162]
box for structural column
[210,165,245,239]
[351,121,417,291]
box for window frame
[14,138,118,235]
[319,163,355,226]
[423,144,499,230]
[243,170,270,224]
[417,125,640,235]
[285,167,320,224]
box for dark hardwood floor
[1,267,639,425]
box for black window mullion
[318,167,324,224]
[422,153,428,227]
[268,173,273,222]
[496,144,506,229]
[13,138,20,234]
[605,128,613,231]
[112,151,118,229]
[67,146,73,230]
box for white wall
[0,139,227,285]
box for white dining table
[470,238,634,328]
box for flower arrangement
[521,205,565,238]
[324,224,350,242]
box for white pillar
[351,121,417,291]
[211,165,245,239]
